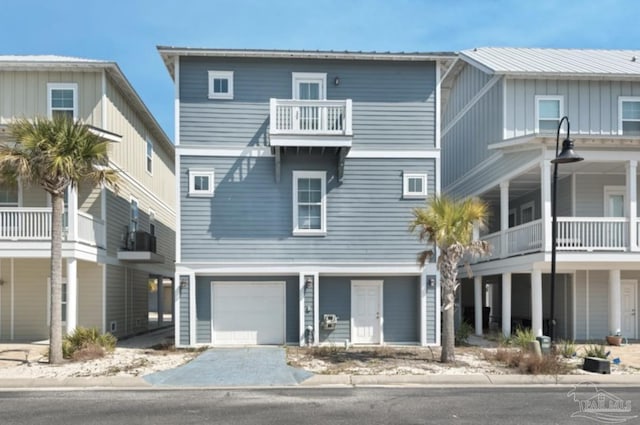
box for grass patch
[485,347,571,375]
[455,322,474,346]
[555,339,576,359]
[583,343,607,359]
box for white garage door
[212,281,285,345]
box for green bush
[455,321,474,346]
[556,339,576,358]
[512,327,536,349]
[63,327,117,359]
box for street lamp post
[550,116,583,341]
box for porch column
[502,272,512,337]
[500,181,509,258]
[474,276,483,336]
[67,185,78,241]
[541,160,552,252]
[531,269,543,337]
[627,160,637,250]
[66,257,78,334]
[609,269,622,336]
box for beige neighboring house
[0,55,175,341]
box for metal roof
[460,47,640,78]
[157,46,456,79]
[0,55,173,153]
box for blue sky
[2,0,639,140]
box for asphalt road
[1,387,639,424]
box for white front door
[351,280,382,344]
[621,280,637,338]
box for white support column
[474,276,483,336]
[609,269,622,336]
[298,273,306,346]
[502,272,512,337]
[500,181,509,257]
[531,269,543,337]
[66,257,78,334]
[627,160,637,251]
[67,186,78,241]
[541,160,553,252]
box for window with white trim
[403,172,428,199]
[208,71,234,99]
[146,138,153,174]
[619,97,640,136]
[535,95,563,134]
[130,197,139,232]
[520,201,535,224]
[47,83,78,120]
[293,171,326,236]
[188,170,215,197]
[0,182,18,206]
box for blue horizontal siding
[180,154,433,263]
[179,56,436,150]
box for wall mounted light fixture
[180,276,189,289]
[334,76,341,86]
[305,276,313,289]
[428,278,435,287]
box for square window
[403,173,428,199]
[208,71,234,99]
[189,170,215,197]
[293,171,326,236]
[47,83,77,120]
[619,97,640,136]
[535,96,563,134]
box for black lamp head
[552,138,583,164]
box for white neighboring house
[441,47,640,341]
[0,55,175,341]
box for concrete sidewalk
[1,373,639,389]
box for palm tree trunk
[49,194,64,364]
[440,249,460,363]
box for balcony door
[604,186,625,217]
[292,73,326,131]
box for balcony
[0,208,105,248]
[475,217,634,263]
[269,98,353,183]
[117,229,164,263]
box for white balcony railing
[0,208,104,248]
[557,217,627,251]
[269,99,352,135]
[475,217,630,263]
[506,219,543,255]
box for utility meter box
[322,314,338,330]
[536,336,551,354]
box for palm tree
[0,116,117,364]
[410,195,489,363]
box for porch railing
[269,99,352,135]
[557,217,627,251]
[0,208,104,248]
[506,219,543,255]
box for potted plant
[606,333,623,346]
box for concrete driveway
[144,347,313,387]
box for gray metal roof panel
[461,47,640,76]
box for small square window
[189,170,215,197]
[535,95,563,134]
[403,173,428,199]
[619,97,640,136]
[47,83,78,120]
[208,71,234,99]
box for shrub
[583,344,607,359]
[555,339,576,359]
[63,327,117,360]
[519,353,570,375]
[455,321,474,346]
[512,327,536,349]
